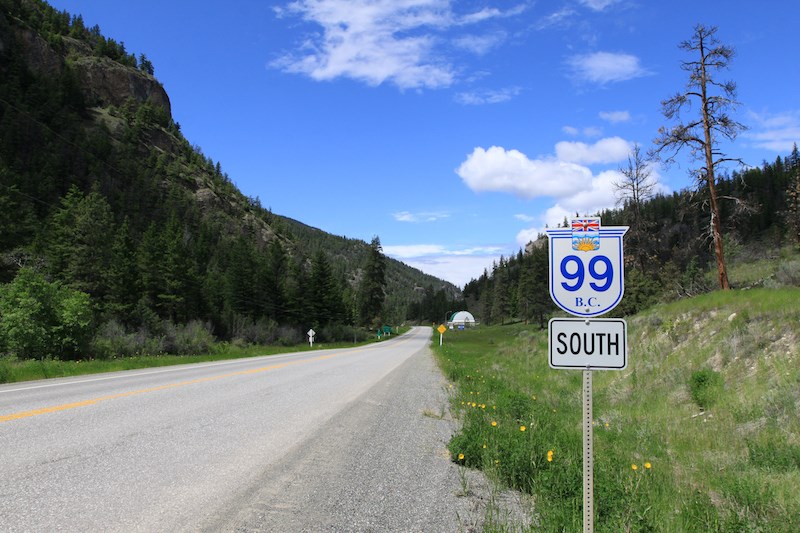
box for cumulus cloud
[514,170,622,246]
[555,136,631,164]
[567,51,648,84]
[272,0,526,89]
[456,146,593,199]
[454,138,669,248]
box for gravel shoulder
[202,341,488,532]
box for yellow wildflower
[520,425,527,432]
[631,464,639,471]
[644,462,652,469]
[458,453,465,461]
[491,421,497,427]
[547,450,554,462]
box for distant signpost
[437,324,446,346]
[307,328,315,348]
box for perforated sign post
[546,218,628,533]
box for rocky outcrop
[70,52,171,115]
[6,21,170,116]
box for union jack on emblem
[572,219,600,232]
[571,218,600,251]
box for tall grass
[436,288,800,532]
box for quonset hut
[447,311,477,328]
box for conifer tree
[357,236,386,327]
[652,24,745,290]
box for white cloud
[535,7,575,30]
[555,136,631,164]
[457,139,670,249]
[456,146,593,199]
[567,51,648,84]
[745,110,800,152]
[452,31,506,55]
[514,170,621,246]
[272,1,526,90]
[384,243,509,286]
[562,125,580,136]
[393,210,450,223]
[599,110,631,123]
[579,0,621,11]
[455,86,521,105]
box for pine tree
[788,144,800,248]
[357,236,386,327]
[652,24,746,290]
[45,185,114,300]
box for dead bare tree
[651,24,746,290]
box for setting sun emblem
[571,218,600,252]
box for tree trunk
[700,39,731,290]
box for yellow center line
[0,347,372,424]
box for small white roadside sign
[548,318,627,370]
[307,328,315,347]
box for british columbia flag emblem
[571,217,600,252]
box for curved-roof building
[448,311,476,326]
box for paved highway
[0,327,478,532]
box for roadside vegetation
[435,286,800,532]
[0,326,407,384]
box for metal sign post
[545,218,629,532]
[583,370,594,533]
[307,328,315,348]
[437,324,446,346]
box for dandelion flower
[458,453,465,461]
[604,422,609,428]
[482,443,487,449]
[631,464,639,471]
[520,425,527,432]
[547,450,554,462]
[491,421,497,427]
[644,462,652,469]
[532,395,537,400]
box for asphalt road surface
[0,327,483,532]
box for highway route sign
[546,218,628,317]
[548,318,627,370]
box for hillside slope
[437,286,800,531]
[0,0,458,354]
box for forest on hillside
[0,0,461,361]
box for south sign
[546,218,628,317]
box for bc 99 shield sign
[546,218,628,317]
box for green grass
[435,288,800,532]
[0,327,409,384]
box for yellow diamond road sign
[437,324,446,334]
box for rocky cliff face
[66,39,171,114]
[4,15,170,115]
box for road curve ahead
[0,326,472,532]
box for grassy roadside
[434,288,800,532]
[0,327,409,384]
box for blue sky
[48,1,800,287]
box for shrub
[689,368,724,409]
[0,268,92,359]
